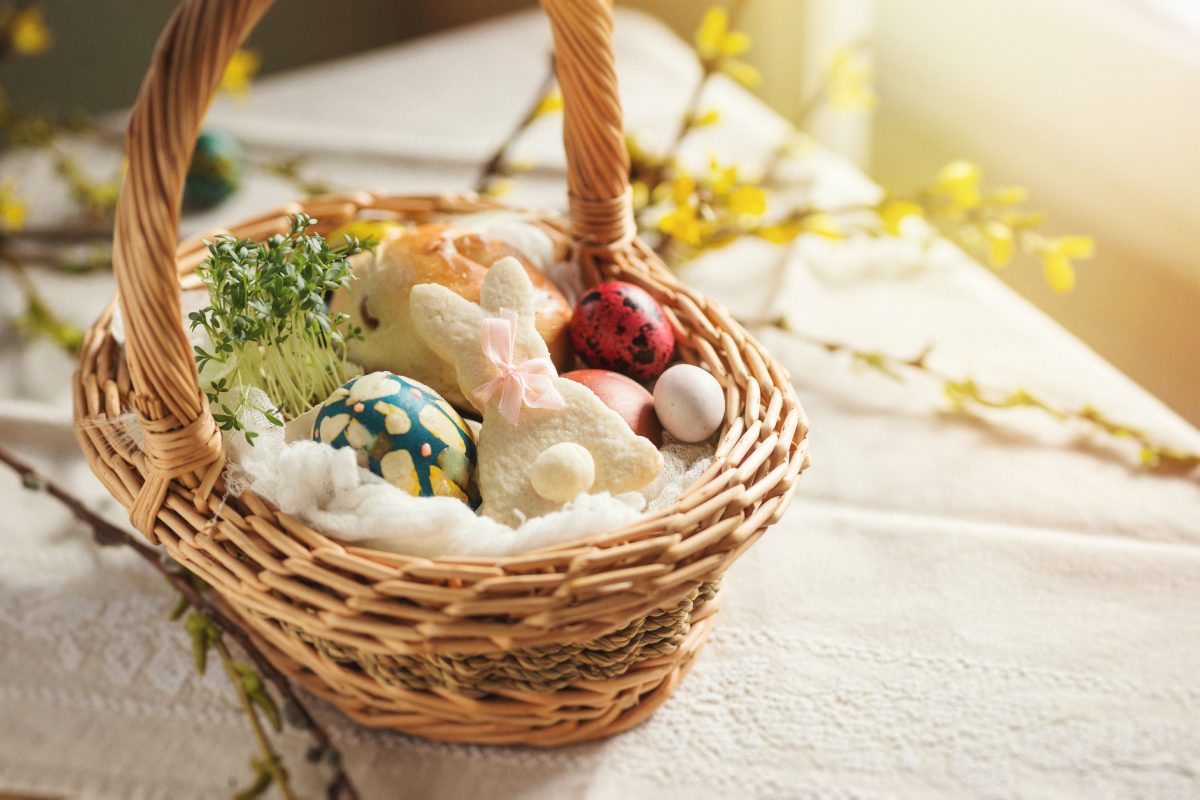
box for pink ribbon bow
[472,308,565,424]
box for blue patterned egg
[313,371,478,505]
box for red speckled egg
[563,369,662,446]
[570,281,675,381]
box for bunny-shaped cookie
[410,257,662,525]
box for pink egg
[563,369,662,446]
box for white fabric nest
[145,213,713,558]
[223,388,712,559]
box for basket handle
[113,0,632,533]
[113,0,272,534]
[541,0,635,250]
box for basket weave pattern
[281,580,719,696]
[73,0,809,747]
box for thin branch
[644,0,750,256]
[0,447,363,800]
[741,317,1200,477]
[1,225,112,244]
[474,54,557,194]
[672,0,749,160]
[254,155,336,198]
[1,251,85,353]
[792,86,825,130]
[216,635,297,800]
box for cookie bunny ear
[480,257,536,318]
[409,282,483,361]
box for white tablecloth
[2,11,1199,800]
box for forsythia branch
[751,317,1200,477]
[259,155,335,197]
[474,54,557,196]
[0,446,364,800]
[1,253,85,354]
[215,635,295,800]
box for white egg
[653,364,725,443]
[530,442,596,502]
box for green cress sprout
[189,212,366,442]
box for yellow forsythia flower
[656,157,768,249]
[878,199,923,235]
[758,214,841,242]
[990,186,1028,205]
[722,59,762,88]
[8,6,52,55]
[482,178,514,198]
[533,89,563,118]
[630,180,650,210]
[0,179,27,232]
[1039,236,1094,293]
[982,222,1014,267]
[728,185,766,216]
[694,7,759,87]
[220,49,261,100]
[934,160,982,213]
[801,212,844,239]
[827,45,877,112]
[756,220,801,244]
[671,174,696,206]
[709,159,738,194]
[695,7,750,60]
[658,205,703,247]
[1042,255,1075,293]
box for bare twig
[1,225,112,245]
[474,54,557,194]
[0,447,363,800]
[215,634,297,800]
[1,251,85,353]
[644,0,750,256]
[740,316,1200,477]
[255,155,335,197]
[670,0,749,161]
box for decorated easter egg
[562,369,662,446]
[570,281,675,381]
[653,364,725,443]
[184,130,244,209]
[313,371,478,504]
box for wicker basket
[73,0,810,746]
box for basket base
[232,601,717,747]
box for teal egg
[184,130,244,209]
[313,371,478,506]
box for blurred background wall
[3,0,1196,422]
[640,0,1200,424]
[868,0,1200,426]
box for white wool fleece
[223,388,713,559]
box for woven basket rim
[82,190,809,568]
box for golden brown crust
[382,224,573,368]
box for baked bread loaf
[331,223,572,409]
